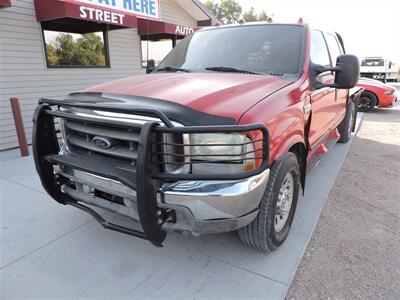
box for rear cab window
[324,33,343,65]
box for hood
[358,78,393,91]
[84,73,292,121]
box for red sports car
[357,78,398,112]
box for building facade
[0,0,214,150]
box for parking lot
[0,114,363,299]
[288,91,400,299]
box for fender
[274,134,306,161]
[273,134,307,193]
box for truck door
[324,33,348,126]
[308,30,336,150]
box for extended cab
[33,23,360,251]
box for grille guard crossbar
[32,98,270,247]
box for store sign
[79,6,126,25]
[175,25,194,36]
[71,0,160,19]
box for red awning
[137,18,195,38]
[34,0,138,29]
[0,0,11,7]
[34,0,195,37]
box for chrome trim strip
[60,107,163,126]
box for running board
[307,129,340,173]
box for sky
[210,0,400,63]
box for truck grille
[65,120,140,165]
[58,109,163,167]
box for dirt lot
[287,99,400,299]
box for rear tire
[237,152,300,252]
[358,91,377,112]
[338,101,355,144]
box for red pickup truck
[33,23,360,252]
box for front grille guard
[32,100,269,247]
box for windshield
[157,25,305,76]
[361,59,384,66]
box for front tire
[238,152,300,252]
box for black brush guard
[32,99,269,247]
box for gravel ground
[287,98,400,299]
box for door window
[310,30,331,67]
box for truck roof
[198,22,307,32]
[197,22,342,38]
[363,57,384,59]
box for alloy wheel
[274,172,294,232]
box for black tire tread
[238,152,299,252]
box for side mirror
[146,59,155,74]
[312,54,360,89]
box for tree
[75,33,106,66]
[45,43,59,65]
[55,33,76,65]
[47,32,106,66]
[243,7,269,22]
[243,7,257,22]
[205,0,242,24]
[258,10,268,21]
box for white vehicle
[386,61,399,82]
[360,57,399,82]
[360,57,386,82]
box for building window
[141,38,174,67]
[42,29,110,68]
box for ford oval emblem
[92,136,113,149]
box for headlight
[189,133,256,174]
[191,133,246,161]
[384,89,395,95]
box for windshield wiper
[156,66,192,73]
[205,66,263,75]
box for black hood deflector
[39,92,236,126]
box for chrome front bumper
[60,167,270,236]
[158,169,270,235]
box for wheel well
[363,90,379,105]
[289,143,307,193]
